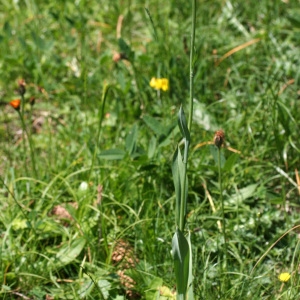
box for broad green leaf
[99,149,126,160]
[172,229,190,298]
[97,279,111,299]
[143,115,166,136]
[148,136,156,159]
[145,277,163,300]
[118,37,134,61]
[78,277,94,299]
[210,145,226,168]
[230,184,258,202]
[54,237,86,268]
[223,153,240,171]
[157,120,177,145]
[143,115,177,147]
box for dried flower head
[29,96,35,106]
[18,79,26,96]
[214,130,225,149]
[112,239,138,269]
[9,99,21,110]
[113,52,127,62]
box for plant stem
[218,148,228,271]
[89,83,109,182]
[17,109,37,178]
[179,145,188,232]
[179,0,196,231]
[188,0,196,132]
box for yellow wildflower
[278,272,291,282]
[149,77,169,91]
[161,78,169,91]
[150,77,157,88]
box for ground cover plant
[0,0,300,299]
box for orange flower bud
[9,99,21,110]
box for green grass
[0,0,300,299]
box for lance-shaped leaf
[172,147,188,228]
[186,231,194,300]
[178,106,190,143]
[172,228,190,299]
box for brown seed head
[29,96,35,106]
[214,130,225,149]
[18,79,26,96]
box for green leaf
[118,38,134,61]
[145,277,163,300]
[99,149,126,160]
[125,123,138,155]
[230,184,258,202]
[148,136,157,159]
[143,115,177,147]
[186,232,194,300]
[178,106,190,142]
[54,237,86,268]
[287,9,300,28]
[172,229,190,298]
[210,145,226,168]
[223,153,240,171]
[143,115,166,136]
[172,147,187,228]
[97,279,111,299]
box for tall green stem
[179,0,196,231]
[218,149,228,270]
[89,83,109,182]
[188,0,196,131]
[17,108,37,178]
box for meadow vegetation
[0,0,300,299]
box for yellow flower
[150,77,157,88]
[278,272,291,282]
[161,78,169,91]
[149,77,169,91]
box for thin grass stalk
[17,108,37,178]
[0,176,36,235]
[89,83,109,182]
[218,148,228,272]
[188,0,196,132]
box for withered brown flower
[18,79,26,96]
[214,130,225,149]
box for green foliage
[0,0,299,299]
